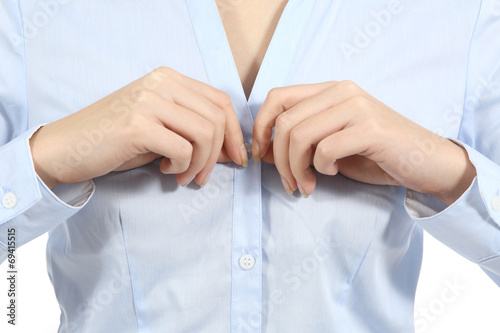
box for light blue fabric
[1,0,499,332]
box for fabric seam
[17,0,30,133]
[282,0,319,87]
[117,209,140,332]
[456,0,483,133]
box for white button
[239,254,255,270]
[244,142,252,159]
[492,196,500,211]
[2,192,17,209]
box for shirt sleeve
[404,0,500,283]
[0,1,94,264]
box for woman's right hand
[29,67,248,189]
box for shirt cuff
[404,142,500,271]
[0,126,94,255]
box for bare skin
[30,1,476,205]
[217,0,475,204]
[251,82,477,205]
[30,68,248,189]
[215,0,289,99]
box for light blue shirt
[1,0,500,332]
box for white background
[1,230,500,333]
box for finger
[261,142,274,164]
[336,155,399,186]
[313,126,370,178]
[167,84,227,185]
[149,77,227,185]
[149,99,215,186]
[204,90,247,168]
[272,82,372,194]
[114,152,161,171]
[272,83,361,191]
[217,145,232,163]
[142,124,193,175]
[288,106,353,196]
[257,83,340,192]
[170,69,247,167]
[252,82,337,162]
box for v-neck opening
[244,1,289,104]
[214,0,290,103]
[185,0,317,131]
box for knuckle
[128,111,147,129]
[147,67,176,88]
[316,141,333,161]
[132,91,163,114]
[119,107,146,135]
[177,142,193,164]
[214,91,233,109]
[153,66,174,76]
[178,163,190,174]
[275,113,292,132]
[289,125,307,144]
[135,88,156,102]
[362,116,381,136]
[338,80,359,93]
[213,107,226,127]
[267,87,282,102]
[199,121,216,141]
[349,95,371,110]
[313,159,329,175]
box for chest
[23,0,479,141]
[215,0,289,99]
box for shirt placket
[185,1,263,332]
[185,0,317,331]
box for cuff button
[2,192,17,209]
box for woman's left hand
[252,81,476,205]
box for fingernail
[281,176,294,195]
[240,144,249,168]
[181,175,195,187]
[200,172,212,188]
[297,183,309,198]
[252,143,261,163]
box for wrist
[29,126,60,189]
[429,141,476,206]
